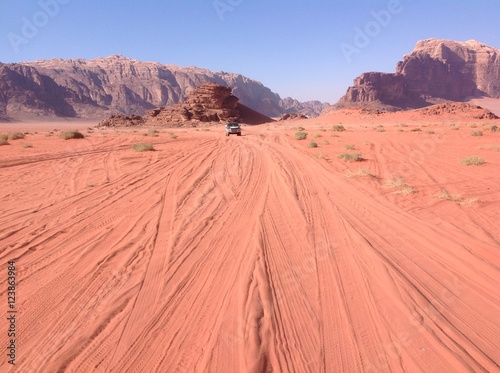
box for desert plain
[0,107,499,372]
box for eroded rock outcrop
[415,102,499,119]
[98,83,273,128]
[336,39,500,111]
[145,83,241,126]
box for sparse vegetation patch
[385,176,415,195]
[461,155,485,166]
[8,132,25,140]
[332,125,345,132]
[434,188,479,206]
[345,167,374,178]
[338,152,363,162]
[308,141,318,148]
[295,132,308,140]
[470,130,483,136]
[132,143,155,152]
[60,131,85,140]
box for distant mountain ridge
[0,55,328,121]
[334,39,500,111]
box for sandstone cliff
[98,83,274,128]
[0,55,327,121]
[336,39,500,110]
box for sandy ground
[0,112,499,372]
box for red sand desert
[0,109,499,372]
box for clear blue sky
[1,0,499,103]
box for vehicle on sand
[225,122,241,136]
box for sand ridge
[0,115,499,372]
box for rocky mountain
[0,55,328,121]
[279,97,330,117]
[335,39,500,111]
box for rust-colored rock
[415,102,499,119]
[336,39,500,111]
[97,83,274,128]
[97,114,145,127]
[145,83,241,126]
[278,113,308,121]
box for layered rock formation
[336,39,500,110]
[98,83,273,128]
[415,102,499,119]
[279,97,330,117]
[0,55,328,121]
[146,83,241,125]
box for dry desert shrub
[345,167,374,178]
[470,130,483,136]
[314,152,327,159]
[332,125,345,132]
[313,133,322,138]
[292,126,305,131]
[395,185,417,195]
[295,132,308,140]
[0,138,9,146]
[338,152,363,162]
[169,132,177,139]
[8,132,25,140]
[459,197,479,206]
[434,188,462,202]
[426,130,435,134]
[375,126,385,132]
[385,176,416,194]
[479,145,500,152]
[21,143,33,148]
[434,188,479,206]
[344,144,355,150]
[410,128,421,132]
[60,131,85,140]
[308,141,318,148]
[461,155,485,166]
[321,140,329,145]
[132,143,155,152]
